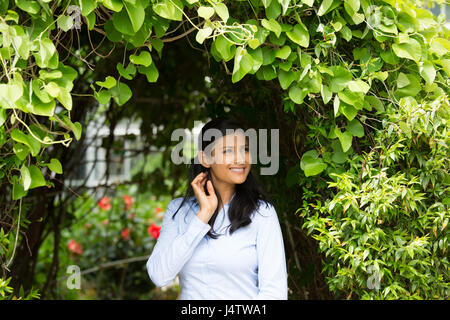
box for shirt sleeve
[251,203,288,300]
[146,198,211,287]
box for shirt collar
[191,191,236,210]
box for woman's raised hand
[191,171,218,223]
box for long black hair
[171,116,273,239]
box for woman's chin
[229,175,248,184]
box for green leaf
[257,65,277,80]
[123,0,145,33]
[61,115,82,140]
[278,69,297,90]
[340,25,352,41]
[198,6,214,19]
[130,50,152,66]
[30,93,56,116]
[347,79,370,94]
[317,0,333,16]
[364,95,384,112]
[330,139,347,164]
[261,18,281,38]
[248,47,263,73]
[346,118,364,137]
[28,165,46,189]
[338,89,364,109]
[397,72,410,88]
[112,8,135,35]
[419,60,436,85]
[96,76,117,89]
[57,87,72,110]
[0,82,23,106]
[345,0,360,12]
[39,70,62,81]
[265,0,281,19]
[11,129,41,156]
[58,63,78,82]
[232,47,253,83]
[334,127,353,152]
[57,15,74,32]
[149,38,164,58]
[392,38,422,62]
[33,38,58,69]
[44,82,60,98]
[102,0,123,12]
[15,0,40,15]
[261,0,272,8]
[286,22,309,47]
[13,181,27,200]
[214,2,229,22]
[329,66,352,92]
[429,38,450,56]
[333,94,340,116]
[394,73,421,98]
[341,103,358,121]
[94,89,111,104]
[289,84,308,104]
[152,0,183,21]
[13,143,30,161]
[275,45,291,59]
[321,84,332,104]
[80,0,97,16]
[109,82,132,106]
[301,0,314,7]
[137,63,159,83]
[48,158,63,174]
[20,165,31,190]
[116,63,135,80]
[0,108,6,126]
[195,26,213,44]
[213,35,235,61]
[300,150,328,176]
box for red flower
[98,197,111,210]
[129,212,135,220]
[121,228,130,241]
[123,195,133,210]
[147,223,161,240]
[68,239,83,255]
[155,207,162,213]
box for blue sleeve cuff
[183,214,211,245]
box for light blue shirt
[146,194,288,300]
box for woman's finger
[193,172,204,183]
[206,180,215,196]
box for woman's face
[201,132,251,186]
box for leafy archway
[0,0,449,299]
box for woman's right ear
[198,150,211,168]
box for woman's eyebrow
[222,144,249,148]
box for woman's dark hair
[171,116,273,239]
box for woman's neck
[212,180,236,209]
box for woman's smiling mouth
[230,167,246,174]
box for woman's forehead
[214,133,248,147]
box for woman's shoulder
[167,196,199,216]
[253,199,277,218]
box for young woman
[146,117,288,299]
